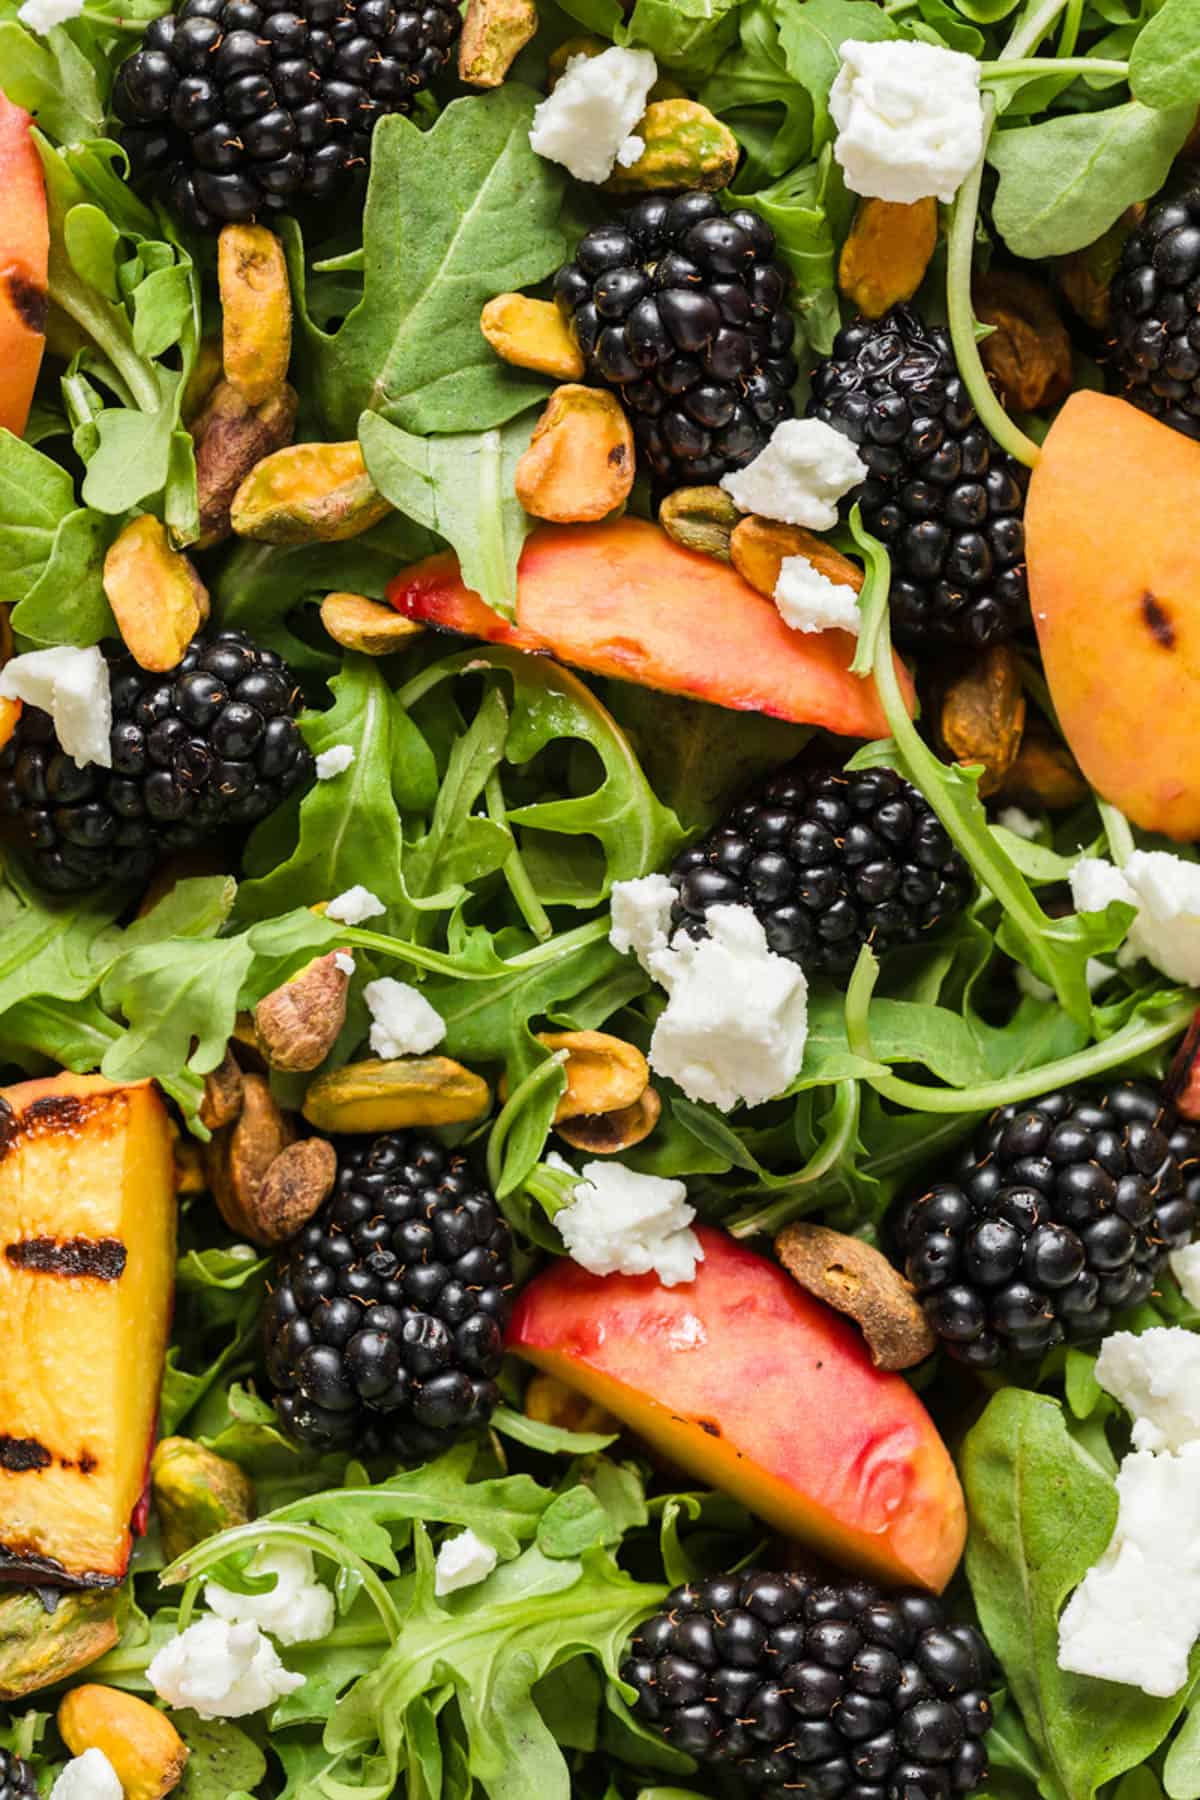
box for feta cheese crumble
[720,420,867,531]
[314,743,356,779]
[774,555,861,637]
[326,884,386,925]
[996,806,1040,840]
[148,1616,304,1719]
[1171,1241,1200,1309]
[17,0,83,33]
[1070,851,1200,985]
[829,39,984,205]
[435,1528,499,1596]
[49,1750,123,1800]
[609,872,676,973]
[363,977,445,1058]
[529,47,656,184]
[1095,1329,1200,1454]
[334,951,356,976]
[554,1157,703,1286]
[206,1544,335,1646]
[0,645,112,769]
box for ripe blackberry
[0,628,311,894]
[808,307,1029,651]
[0,1752,38,1800]
[553,191,798,488]
[895,1080,1200,1368]
[1109,191,1200,439]
[264,1131,514,1457]
[669,763,971,980]
[623,1567,993,1800]
[112,0,462,230]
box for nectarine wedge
[1026,391,1200,838]
[508,1227,965,1591]
[0,91,48,439]
[389,518,912,738]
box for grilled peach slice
[0,92,48,438]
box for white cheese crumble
[529,47,657,185]
[148,1616,304,1719]
[206,1544,335,1647]
[434,1528,499,1596]
[326,884,386,925]
[314,743,356,779]
[609,872,677,973]
[774,554,861,637]
[554,1157,703,1286]
[334,951,356,976]
[49,1749,123,1800]
[16,0,82,33]
[829,39,984,205]
[720,420,867,531]
[0,645,112,770]
[363,977,445,1059]
[1095,1329,1200,1454]
[996,806,1040,840]
[1171,1241,1200,1309]
[1071,851,1200,986]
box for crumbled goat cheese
[17,0,82,33]
[1058,1440,1200,1696]
[314,743,355,779]
[326,884,386,925]
[829,39,984,204]
[363,977,445,1058]
[1096,1328,1200,1453]
[646,905,809,1112]
[555,1159,703,1286]
[720,420,867,530]
[435,1529,499,1596]
[334,951,356,976]
[996,806,1040,840]
[774,555,861,637]
[609,872,677,973]
[49,1750,123,1800]
[529,47,657,184]
[1071,851,1200,985]
[206,1544,335,1647]
[148,1616,304,1719]
[0,645,112,770]
[1171,1241,1200,1309]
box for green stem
[77,7,147,27]
[979,56,1127,80]
[727,1083,861,1238]
[484,770,553,942]
[486,1052,568,1197]
[341,916,610,982]
[1098,801,1135,868]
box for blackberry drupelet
[1109,191,1200,439]
[553,191,798,488]
[0,1752,38,1800]
[264,1131,514,1457]
[895,1080,1200,1368]
[0,628,311,894]
[808,306,1029,651]
[669,763,971,980]
[623,1567,993,1800]
[113,0,462,230]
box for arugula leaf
[622,0,746,74]
[490,1405,619,1457]
[701,3,815,182]
[1129,0,1200,110]
[769,0,898,151]
[1166,1699,1200,1800]
[732,146,855,354]
[290,89,568,439]
[0,16,105,144]
[173,1714,267,1800]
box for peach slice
[389,518,912,738]
[508,1226,966,1591]
[0,91,48,439]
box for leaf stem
[1098,801,1135,869]
[77,7,147,28]
[727,1083,861,1238]
[161,1520,403,1643]
[484,770,553,942]
[979,57,1127,80]
[486,1051,568,1197]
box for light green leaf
[10,506,115,648]
[173,1713,267,1800]
[771,0,898,149]
[1130,0,1200,110]
[0,19,105,143]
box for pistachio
[998,719,1089,812]
[150,1437,256,1563]
[604,99,739,195]
[0,1588,124,1701]
[775,1222,935,1371]
[937,643,1026,798]
[254,951,351,1073]
[59,1685,189,1800]
[302,1056,490,1133]
[459,0,538,86]
[320,590,425,655]
[198,1047,245,1133]
[218,222,292,408]
[192,379,298,549]
[974,270,1073,413]
[255,1137,338,1243]
[557,1085,662,1154]
[524,1371,620,1437]
[515,384,635,523]
[231,440,392,544]
[480,293,585,380]
[102,514,210,673]
[174,1136,206,1194]
[205,1073,297,1241]
[180,333,223,426]
[838,197,938,319]
[658,485,738,562]
[533,1029,649,1122]
[730,515,864,603]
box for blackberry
[0,1752,38,1800]
[623,1567,993,1800]
[669,763,971,980]
[112,0,462,230]
[553,191,798,488]
[894,1080,1200,1367]
[264,1131,514,1457]
[1110,191,1200,439]
[0,628,311,895]
[808,307,1030,651]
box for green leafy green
[733,145,855,353]
[0,14,105,144]
[174,1714,267,1800]
[0,429,115,647]
[1129,0,1200,110]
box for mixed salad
[3,0,1200,1793]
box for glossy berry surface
[1110,191,1200,440]
[623,1567,993,1800]
[264,1131,514,1458]
[0,629,311,894]
[895,1080,1200,1366]
[113,0,462,229]
[669,763,972,980]
[554,191,797,488]
[808,306,1030,650]
[0,1750,39,1800]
